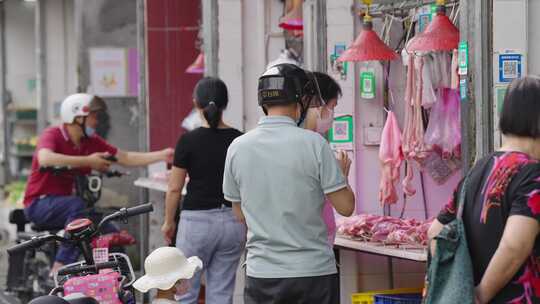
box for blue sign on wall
[498,54,522,83]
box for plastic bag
[181,109,202,131]
[424,88,461,160]
[421,55,438,109]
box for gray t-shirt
[223,115,347,278]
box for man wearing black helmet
[223,64,355,303]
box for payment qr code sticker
[363,79,373,92]
[503,61,518,79]
[329,115,353,149]
[334,122,349,140]
[360,70,375,99]
[498,53,522,83]
[93,248,109,263]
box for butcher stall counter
[333,234,427,303]
[334,235,427,262]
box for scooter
[5,165,135,303]
[7,203,154,304]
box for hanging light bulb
[185,52,204,74]
[279,0,303,31]
[406,0,459,52]
[337,13,397,62]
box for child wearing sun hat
[133,247,203,303]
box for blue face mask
[85,126,96,137]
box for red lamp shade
[279,0,303,30]
[337,17,397,62]
[406,10,459,52]
[185,52,204,74]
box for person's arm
[327,186,355,216]
[475,215,540,303]
[223,143,244,222]
[428,182,462,254]
[324,149,355,216]
[38,148,112,171]
[161,166,187,245]
[427,219,445,255]
[232,202,245,223]
[428,219,445,240]
[36,128,111,171]
[116,148,173,167]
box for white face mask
[173,280,191,300]
[315,106,334,134]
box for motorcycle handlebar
[56,261,119,276]
[97,203,154,231]
[7,234,63,255]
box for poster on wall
[497,51,523,83]
[458,42,468,75]
[329,115,354,150]
[417,4,437,32]
[330,43,348,81]
[89,48,139,97]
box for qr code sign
[333,121,349,140]
[363,78,373,93]
[93,248,109,263]
[499,54,522,83]
[503,60,518,79]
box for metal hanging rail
[355,0,459,17]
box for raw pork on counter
[337,214,433,247]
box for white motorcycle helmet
[60,93,95,124]
[60,93,108,138]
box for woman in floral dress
[429,76,540,304]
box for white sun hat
[133,247,203,293]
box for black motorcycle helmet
[258,63,324,126]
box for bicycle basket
[54,252,135,289]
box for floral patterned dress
[438,152,540,304]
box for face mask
[85,126,96,137]
[315,107,334,134]
[173,280,191,300]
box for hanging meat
[378,111,403,205]
[402,55,415,157]
[451,49,459,89]
[401,54,434,198]
[402,55,429,160]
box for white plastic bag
[181,109,202,131]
